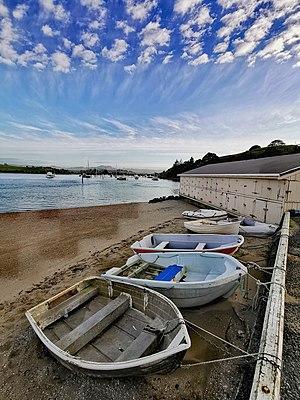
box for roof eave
[178,173,280,178]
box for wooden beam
[39,286,99,329]
[116,324,161,361]
[250,212,289,399]
[56,293,131,355]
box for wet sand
[0,200,274,399]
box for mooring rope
[184,319,250,356]
[181,352,260,369]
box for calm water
[0,173,179,213]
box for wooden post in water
[249,212,290,400]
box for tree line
[159,141,300,181]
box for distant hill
[159,143,300,180]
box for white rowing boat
[103,252,247,308]
[182,209,227,220]
[184,218,241,235]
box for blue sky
[0,0,300,171]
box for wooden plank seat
[154,265,184,282]
[195,242,206,250]
[116,320,164,361]
[154,241,169,249]
[38,286,100,330]
[55,293,131,355]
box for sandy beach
[0,200,298,399]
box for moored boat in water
[25,276,190,378]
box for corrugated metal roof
[180,153,300,176]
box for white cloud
[72,44,97,68]
[81,32,99,47]
[116,20,135,36]
[63,38,73,49]
[140,21,171,47]
[13,4,28,20]
[124,64,137,73]
[213,41,229,53]
[125,0,157,21]
[18,43,48,69]
[0,17,18,66]
[0,2,9,17]
[102,39,128,62]
[188,53,209,65]
[51,51,71,72]
[174,0,203,15]
[42,24,59,37]
[137,46,157,64]
[39,0,69,21]
[80,0,104,10]
[162,54,173,64]
[257,37,285,59]
[234,39,257,57]
[216,51,234,63]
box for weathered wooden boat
[182,209,227,220]
[25,277,190,378]
[184,218,241,235]
[131,233,244,255]
[103,252,247,308]
[239,218,279,237]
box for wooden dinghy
[131,233,244,255]
[184,218,241,235]
[182,209,227,220]
[25,277,190,378]
[103,252,247,308]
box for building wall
[179,175,297,223]
[282,171,300,212]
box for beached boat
[25,277,190,378]
[46,171,55,179]
[184,218,241,235]
[131,233,244,255]
[239,218,279,237]
[103,252,247,308]
[182,209,227,220]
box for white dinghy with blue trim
[103,252,247,308]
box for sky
[0,0,300,171]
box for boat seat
[38,286,100,330]
[116,319,164,361]
[195,242,206,250]
[154,265,185,282]
[154,241,169,249]
[55,293,131,355]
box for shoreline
[0,199,192,303]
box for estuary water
[0,173,179,213]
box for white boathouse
[179,153,300,224]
